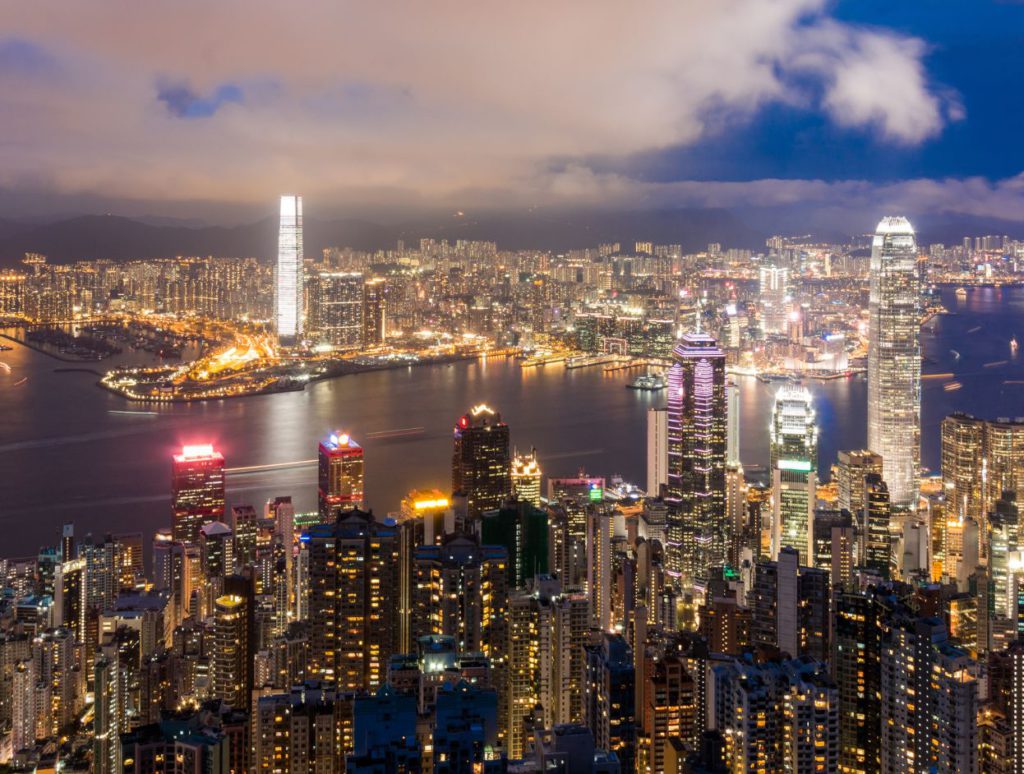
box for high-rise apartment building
[666,333,727,580]
[305,509,400,692]
[311,270,364,350]
[362,276,387,347]
[770,385,818,563]
[213,593,249,709]
[452,404,512,515]
[171,444,226,544]
[276,194,303,345]
[867,216,921,507]
[317,432,365,517]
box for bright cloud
[0,1,964,212]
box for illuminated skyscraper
[306,509,400,691]
[310,270,364,350]
[213,593,249,709]
[318,432,365,518]
[363,276,387,347]
[452,404,512,515]
[171,444,225,544]
[770,385,818,563]
[863,473,892,578]
[647,407,668,497]
[867,216,920,507]
[275,194,303,345]
[666,333,727,580]
[511,447,542,506]
[836,450,883,516]
[759,265,790,334]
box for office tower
[726,379,741,466]
[480,499,548,589]
[452,404,512,514]
[317,431,365,517]
[151,528,174,592]
[759,264,790,334]
[213,593,249,709]
[942,413,987,521]
[750,547,830,661]
[711,658,838,774]
[880,616,978,774]
[275,194,303,345]
[863,473,892,578]
[991,493,1021,625]
[253,682,351,774]
[867,216,921,508]
[306,509,400,691]
[836,449,883,516]
[942,413,1024,542]
[396,489,453,652]
[666,333,728,580]
[506,577,589,759]
[583,633,636,773]
[647,407,669,496]
[769,385,818,563]
[362,276,387,347]
[311,270,364,349]
[832,587,885,774]
[171,444,226,544]
[511,447,543,506]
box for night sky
[1,1,1021,226]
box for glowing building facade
[666,333,727,581]
[317,432,365,517]
[511,447,542,506]
[276,194,303,345]
[452,405,512,515]
[171,444,226,544]
[867,216,920,507]
[770,385,818,564]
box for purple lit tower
[666,332,728,584]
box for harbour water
[0,286,1022,557]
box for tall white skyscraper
[726,379,741,465]
[646,407,668,496]
[276,194,304,345]
[867,216,920,507]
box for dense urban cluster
[2,203,1024,773]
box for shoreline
[97,350,512,404]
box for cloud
[156,81,243,119]
[0,1,965,213]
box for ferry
[627,373,666,391]
[1012,336,1018,355]
[955,287,968,301]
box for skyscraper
[647,407,668,497]
[213,593,249,709]
[770,385,818,563]
[310,270,364,350]
[666,333,727,580]
[362,276,387,347]
[305,509,400,691]
[863,473,892,578]
[511,447,542,506]
[836,450,883,516]
[452,404,512,514]
[318,432,365,518]
[171,444,225,544]
[276,194,303,345]
[867,215,921,507]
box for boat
[950,350,960,360]
[1012,336,1018,354]
[627,373,666,391]
[955,287,967,301]
[944,381,962,392]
